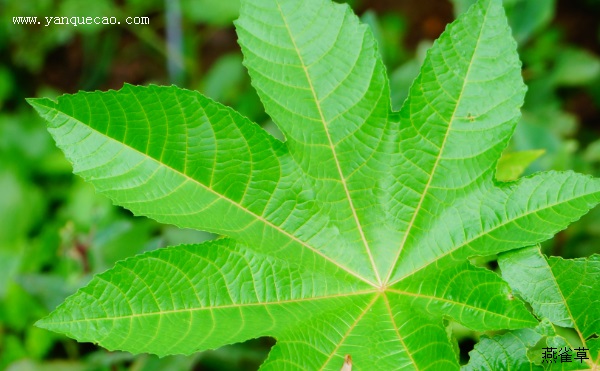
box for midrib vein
[387,288,532,322]
[383,2,490,284]
[46,101,376,288]
[551,260,592,366]
[47,289,379,324]
[318,293,379,370]
[389,186,600,286]
[383,293,420,370]
[275,1,382,285]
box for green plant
[28,0,600,369]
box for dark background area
[1,0,599,369]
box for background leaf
[496,149,545,182]
[462,327,544,371]
[499,247,600,368]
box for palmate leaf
[28,0,600,369]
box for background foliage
[0,0,599,370]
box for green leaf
[552,48,600,87]
[496,149,545,182]
[35,239,370,355]
[499,247,600,368]
[541,335,594,371]
[30,0,600,368]
[462,327,544,371]
[451,0,556,43]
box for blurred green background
[0,0,599,370]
